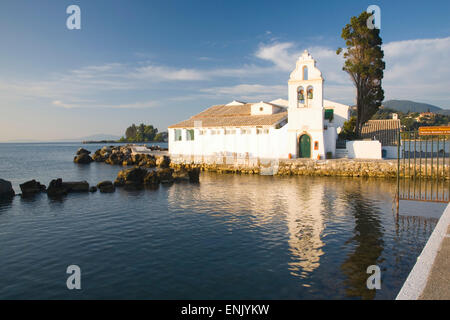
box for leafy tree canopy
[120,123,162,142]
[337,11,385,137]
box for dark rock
[92,150,106,162]
[61,181,89,193]
[131,154,142,164]
[173,169,190,182]
[156,168,174,183]
[143,171,160,185]
[19,180,46,196]
[0,179,15,199]
[116,167,148,186]
[101,146,112,154]
[114,178,125,187]
[143,156,157,168]
[97,181,115,193]
[156,155,171,168]
[74,153,93,164]
[47,178,69,197]
[124,181,144,191]
[76,148,91,155]
[89,186,97,193]
[188,167,201,183]
[105,153,123,165]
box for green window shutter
[186,129,195,141]
[175,129,182,141]
[325,109,334,120]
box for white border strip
[396,202,450,300]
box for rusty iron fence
[397,130,450,204]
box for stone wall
[171,156,449,179]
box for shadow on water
[19,192,46,203]
[340,185,384,300]
[0,197,14,214]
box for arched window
[297,87,305,104]
[307,86,314,99]
[302,66,308,80]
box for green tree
[339,116,358,140]
[337,11,385,137]
[125,124,137,140]
[143,125,158,141]
[123,123,160,142]
[154,132,168,142]
[401,116,417,131]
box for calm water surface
[0,143,446,299]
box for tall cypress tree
[337,11,385,137]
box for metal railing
[396,130,450,204]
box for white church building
[168,50,351,162]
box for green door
[299,134,311,158]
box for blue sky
[1,0,450,141]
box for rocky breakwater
[16,178,114,197]
[87,145,158,167]
[114,159,200,190]
[15,178,91,197]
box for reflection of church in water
[166,175,440,299]
[166,176,330,278]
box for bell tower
[288,50,323,110]
[287,50,326,159]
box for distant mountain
[2,134,121,143]
[78,134,121,141]
[383,100,444,114]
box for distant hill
[78,134,121,141]
[3,134,121,143]
[383,100,445,114]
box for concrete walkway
[397,203,450,300]
[420,225,450,299]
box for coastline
[82,140,167,144]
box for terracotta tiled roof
[168,103,287,128]
[361,119,401,146]
[194,104,252,118]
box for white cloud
[254,37,450,107]
[255,42,297,71]
[131,65,207,81]
[383,37,450,106]
[255,42,349,83]
[2,36,450,111]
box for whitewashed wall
[346,140,382,159]
[169,125,291,160]
[324,127,337,158]
[323,99,350,129]
[383,146,399,159]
